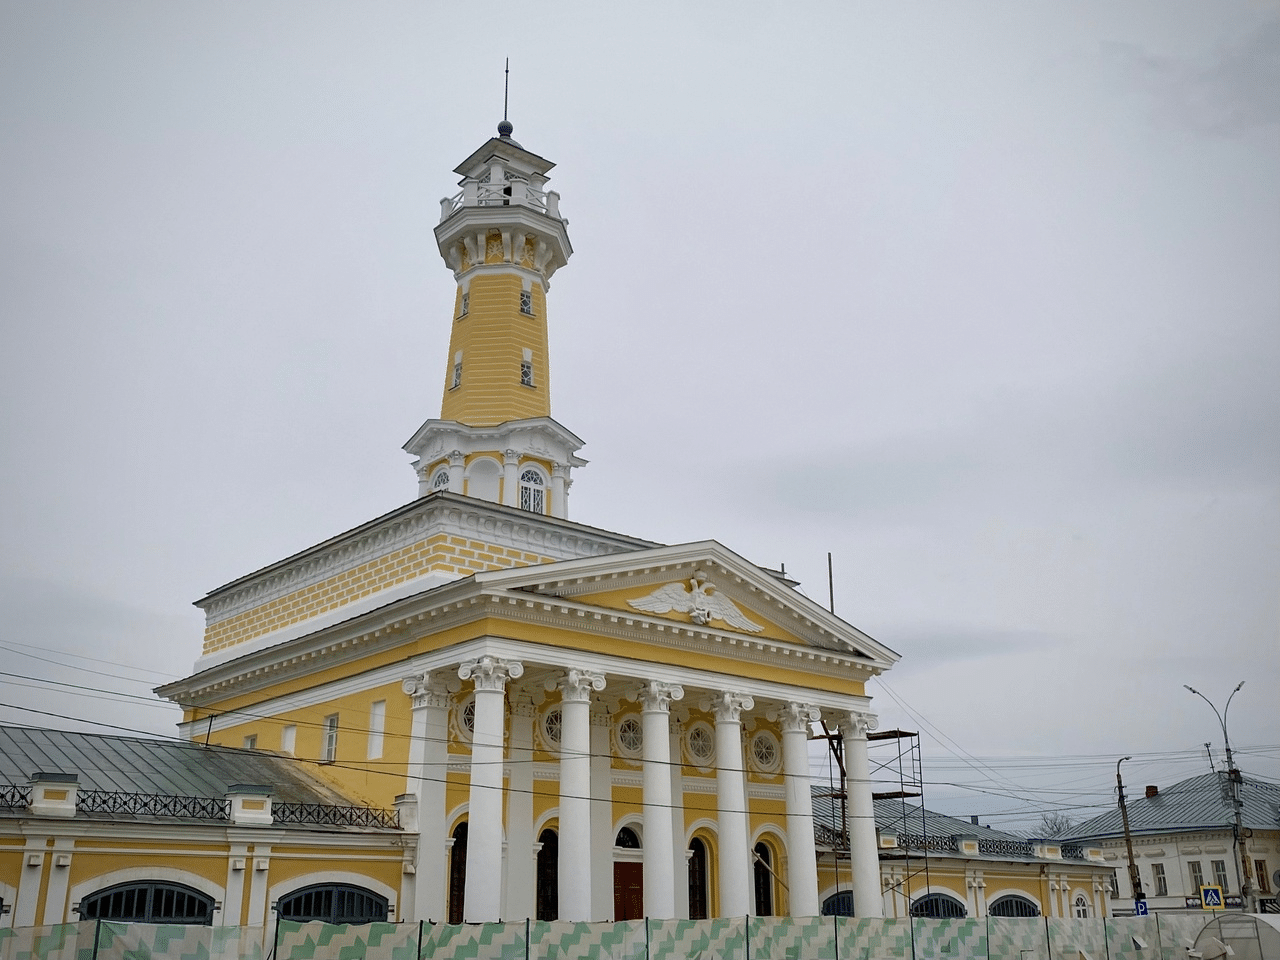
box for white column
[590,702,614,921]
[709,691,754,918]
[633,681,684,918]
[839,710,883,918]
[447,450,465,493]
[558,669,606,920]
[670,719,690,919]
[402,672,451,922]
[551,463,570,519]
[778,701,821,917]
[502,450,520,507]
[459,656,523,922]
[505,694,537,920]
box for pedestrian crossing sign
[1200,885,1224,909]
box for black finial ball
[497,119,514,137]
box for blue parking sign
[1201,885,1224,909]
[1135,899,1149,916]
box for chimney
[1145,785,1159,798]
[970,815,980,825]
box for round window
[617,716,643,758]
[751,731,780,772]
[542,706,562,745]
[686,722,715,765]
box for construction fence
[0,914,1261,960]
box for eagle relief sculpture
[627,572,764,633]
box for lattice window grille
[520,469,545,514]
[519,290,533,315]
[751,732,779,772]
[687,723,714,763]
[458,293,469,317]
[521,360,534,387]
[461,698,476,735]
[617,716,643,756]
[432,469,451,490]
[451,361,463,389]
[543,706,562,745]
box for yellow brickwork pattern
[202,534,554,655]
[440,272,551,426]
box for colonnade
[402,657,882,923]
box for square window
[519,290,533,315]
[322,714,339,762]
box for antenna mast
[503,58,510,122]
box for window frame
[1212,859,1230,893]
[276,883,389,925]
[519,467,546,514]
[321,713,339,763]
[78,881,215,925]
[989,894,1040,918]
[910,892,967,919]
[1152,861,1168,897]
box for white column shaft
[559,696,593,920]
[406,682,449,922]
[504,701,536,920]
[670,725,689,919]
[843,718,883,918]
[464,685,506,921]
[643,707,676,917]
[780,706,820,917]
[713,695,753,918]
[590,708,614,921]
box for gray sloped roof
[0,724,358,807]
[1062,771,1280,842]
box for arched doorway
[613,826,643,920]
[447,821,467,924]
[688,837,710,920]
[753,842,775,916]
[536,828,558,921]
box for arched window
[519,468,545,514]
[1074,895,1090,918]
[822,890,855,917]
[753,842,775,916]
[79,881,214,925]
[277,884,389,924]
[432,469,450,491]
[536,828,558,921]
[688,838,710,921]
[448,821,468,924]
[989,895,1040,917]
[911,893,967,919]
[616,827,641,849]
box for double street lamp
[1184,682,1254,913]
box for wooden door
[613,862,644,920]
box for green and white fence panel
[0,922,98,960]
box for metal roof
[1062,771,1280,842]
[0,724,357,807]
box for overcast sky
[2,2,1277,832]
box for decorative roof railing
[1061,843,1085,860]
[78,790,230,820]
[274,801,399,829]
[977,837,1036,858]
[440,179,561,222]
[0,783,32,808]
[898,833,960,854]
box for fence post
[745,916,750,960]
[645,917,651,960]
[417,920,424,960]
[1044,914,1052,960]
[525,917,530,960]
[91,918,102,960]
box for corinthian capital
[776,701,821,734]
[459,656,524,692]
[556,668,606,702]
[837,710,878,739]
[401,672,452,710]
[705,691,754,723]
[634,680,685,713]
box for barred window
[519,290,533,315]
[278,883,388,924]
[521,360,534,387]
[911,893,967,919]
[989,895,1039,917]
[520,468,545,514]
[80,881,214,925]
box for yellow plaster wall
[441,273,551,426]
[202,536,554,656]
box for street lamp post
[1116,756,1145,912]
[1184,682,1254,913]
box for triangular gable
[473,540,900,670]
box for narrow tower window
[458,292,469,317]
[451,351,463,389]
[321,714,339,762]
[519,468,545,514]
[520,347,534,387]
[519,289,533,315]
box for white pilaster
[558,669,605,921]
[634,681,684,919]
[505,694,537,921]
[710,691,754,918]
[778,701,821,917]
[502,450,520,507]
[402,672,451,922]
[459,656,523,922]
[839,710,883,918]
[590,702,614,921]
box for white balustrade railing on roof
[439,179,561,222]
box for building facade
[150,120,901,925]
